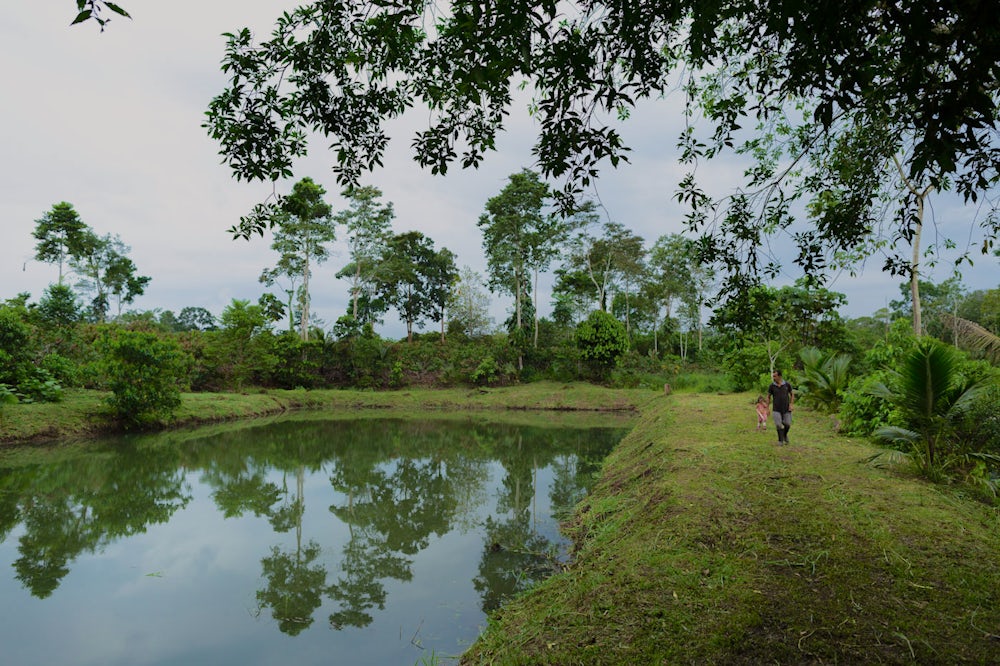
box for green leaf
[105,2,131,18]
[71,10,92,25]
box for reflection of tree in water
[0,445,190,598]
[327,530,411,629]
[257,540,327,636]
[253,454,335,636]
[474,432,552,612]
[327,450,463,629]
[209,472,283,519]
[473,428,617,614]
[475,514,555,613]
[0,416,623,630]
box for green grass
[462,392,1000,664]
[0,382,657,447]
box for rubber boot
[783,425,790,443]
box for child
[755,395,769,432]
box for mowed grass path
[464,392,1000,664]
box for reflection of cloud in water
[0,418,627,664]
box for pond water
[0,414,630,666]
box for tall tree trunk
[533,267,540,348]
[300,247,311,341]
[653,311,659,355]
[910,216,923,336]
[353,262,361,319]
[894,155,933,337]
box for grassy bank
[0,382,658,446]
[463,392,1000,664]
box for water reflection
[0,415,628,665]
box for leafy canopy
[77,2,1000,296]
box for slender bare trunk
[910,215,922,336]
[894,154,932,337]
[300,257,310,341]
[533,267,539,348]
[353,262,361,319]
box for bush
[722,342,773,392]
[16,368,64,403]
[99,328,188,428]
[576,311,628,382]
[268,333,326,389]
[955,383,1000,458]
[471,355,500,386]
[839,371,896,437]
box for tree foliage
[32,202,90,284]
[99,328,187,428]
[478,170,561,337]
[448,266,494,339]
[193,0,999,307]
[575,310,628,381]
[872,338,996,478]
[333,185,394,321]
[374,231,455,342]
[69,231,149,322]
[260,177,335,340]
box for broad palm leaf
[872,339,986,472]
[799,347,852,413]
[940,314,1000,363]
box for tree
[425,247,459,343]
[213,299,276,390]
[333,185,394,321]
[374,231,442,342]
[478,170,562,345]
[37,283,81,327]
[105,253,151,318]
[32,202,90,284]
[561,215,644,323]
[645,233,710,355]
[448,267,494,338]
[177,306,217,332]
[201,0,999,306]
[69,231,149,322]
[260,177,335,340]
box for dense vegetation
[3,265,999,500]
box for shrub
[471,355,500,386]
[16,368,64,403]
[576,311,628,382]
[872,338,996,479]
[722,342,773,392]
[839,372,895,437]
[99,328,188,428]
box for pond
[0,413,631,665]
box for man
[767,370,794,445]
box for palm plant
[798,347,852,413]
[940,314,1000,363]
[871,338,991,478]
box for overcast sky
[3,3,996,338]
